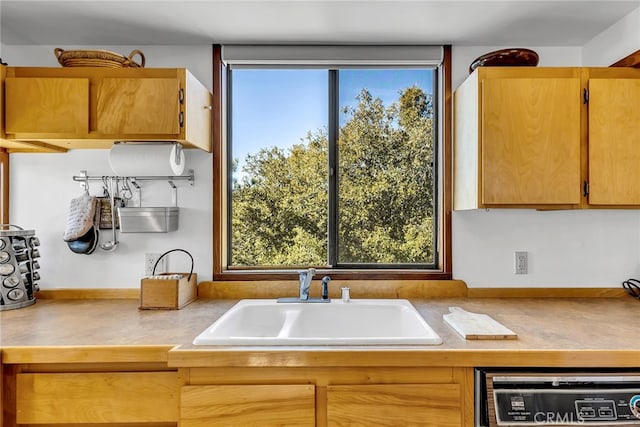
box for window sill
[214,269,452,281]
[199,277,464,300]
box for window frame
[211,45,452,281]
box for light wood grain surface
[16,371,179,424]
[327,384,462,426]
[2,297,640,367]
[181,384,315,426]
[588,77,640,205]
[4,66,212,151]
[481,76,581,205]
[96,77,181,135]
[198,279,468,299]
[6,77,89,134]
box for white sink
[193,299,442,345]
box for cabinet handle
[583,181,589,198]
[203,105,213,110]
[583,88,589,104]
[178,112,184,127]
[178,88,185,104]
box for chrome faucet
[277,269,331,303]
[298,268,315,300]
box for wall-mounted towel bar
[72,169,194,207]
[72,169,194,186]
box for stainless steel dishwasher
[475,368,640,426]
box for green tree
[231,86,435,267]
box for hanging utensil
[100,177,119,251]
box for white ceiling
[1,0,639,46]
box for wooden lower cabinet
[180,367,473,427]
[3,363,471,426]
[327,384,462,426]
[16,372,178,424]
[2,363,179,426]
[181,384,315,426]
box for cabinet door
[0,66,5,138]
[481,77,581,205]
[327,384,461,426]
[181,384,315,426]
[16,371,179,424]
[5,77,89,134]
[588,78,640,205]
[96,77,181,135]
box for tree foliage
[231,86,435,267]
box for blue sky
[231,69,434,173]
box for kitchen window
[213,45,452,279]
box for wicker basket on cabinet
[54,48,145,68]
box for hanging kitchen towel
[63,194,99,241]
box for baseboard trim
[34,284,627,300]
[197,280,468,299]
[467,287,627,298]
[36,288,140,299]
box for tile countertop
[2,297,640,367]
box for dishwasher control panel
[476,369,640,426]
[494,389,640,425]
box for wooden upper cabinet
[455,67,582,209]
[3,67,212,152]
[588,76,640,205]
[454,66,640,210]
[96,77,181,135]
[481,77,581,205]
[0,66,47,152]
[5,77,89,134]
[0,65,5,138]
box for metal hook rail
[72,169,194,187]
[72,170,194,207]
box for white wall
[5,17,640,289]
[451,40,640,287]
[582,6,640,67]
[452,46,582,90]
[4,45,213,288]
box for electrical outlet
[514,251,528,275]
[145,253,167,276]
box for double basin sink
[193,299,442,346]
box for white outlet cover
[514,251,528,275]
[145,253,167,276]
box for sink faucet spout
[299,268,315,300]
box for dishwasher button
[598,406,614,418]
[579,407,596,419]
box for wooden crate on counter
[139,272,197,310]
